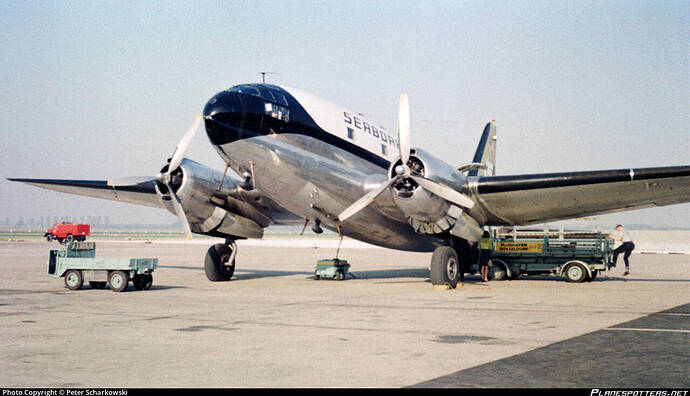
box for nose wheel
[204,240,237,281]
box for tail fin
[467,121,497,176]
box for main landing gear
[204,238,237,281]
[429,238,471,289]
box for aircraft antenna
[259,71,278,84]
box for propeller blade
[410,176,476,209]
[338,178,396,222]
[168,114,202,175]
[398,93,411,165]
[167,183,193,239]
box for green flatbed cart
[314,259,350,280]
[48,241,158,292]
[469,228,614,283]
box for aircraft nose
[203,91,243,145]
[203,91,241,119]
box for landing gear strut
[204,238,237,281]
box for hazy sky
[1,0,688,228]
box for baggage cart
[47,241,157,292]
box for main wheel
[108,270,130,292]
[430,246,460,288]
[89,281,107,289]
[64,270,83,290]
[132,274,153,290]
[204,243,235,281]
[564,262,588,283]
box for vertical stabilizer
[467,121,497,176]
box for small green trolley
[48,241,158,292]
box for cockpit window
[258,86,276,102]
[228,84,290,122]
[229,85,260,96]
[270,91,289,106]
[229,85,289,106]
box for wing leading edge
[8,177,162,209]
[469,165,690,225]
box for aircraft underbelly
[214,134,437,252]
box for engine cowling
[388,148,482,241]
[155,158,264,239]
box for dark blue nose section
[204,91,265,146]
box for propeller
[337,94,475,223]
[157,114,202,239]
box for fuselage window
[347,127,354,140]
[381,144,387,156]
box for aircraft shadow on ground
[158,265,688,283]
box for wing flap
[471,166,690,225]
[8,177,162,209]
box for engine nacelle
[388,148,482,241]
[155,159,264,239]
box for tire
[564,262,588,283]
[588,270,598,281]
[64,270,83,290]
[335,270,344,281]
[108,270,129,292]
[430,246,460,288]
[508,271,520,280]
[488,260,507,281]
[89,281,107,289]
[133,274,153,290]
[46,235,52,242]
[65,234,74,244]
[204,243,235,281]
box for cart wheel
[108,271,129,292]
[89,281,106,289]
[64,270,83,290]
[133,274,153,290]
[488,261,507,281]
[564,262,588,283]
[143,274,153,290]
[588,270,598,281]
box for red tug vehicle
[45,223,90,243]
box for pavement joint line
[603,327,690,333]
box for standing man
[608,224,635,276]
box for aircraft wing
[469,166,690,225]
[8,177,163,209]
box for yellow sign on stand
[494,242,543,253]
